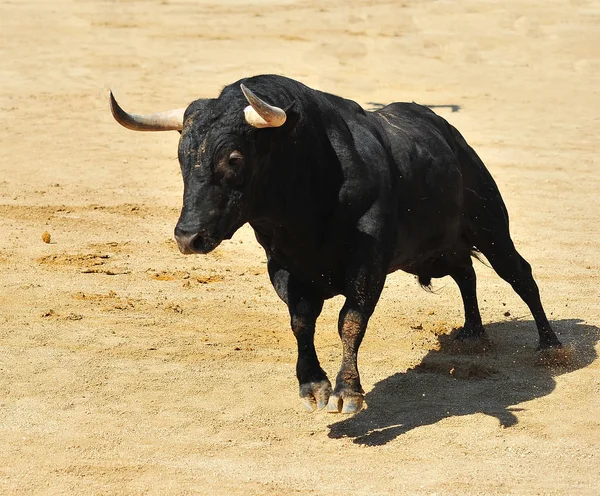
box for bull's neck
[247,147,342,242]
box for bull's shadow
[328,319,598,446]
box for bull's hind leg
[448,261,486,341]
[477,237,561,349]
[422,254,486,341]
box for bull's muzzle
[174,231,200,254]
[174,227,219,255]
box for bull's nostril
[174,226,220,254]
[174,230,202,255]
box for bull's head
[110,82,289,255]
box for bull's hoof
[455,323,486,342]
[299,379,332,412]
[327,390,364,414]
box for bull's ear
[241,84,287,128]
[280,101,300,130]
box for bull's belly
[387,218,463,276]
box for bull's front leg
[268,260,331,411]
[293,298,332,412]
[328,263,387,414]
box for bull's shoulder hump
[373,102,452,140]
[374,102,437,122]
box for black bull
[110,74,561,414]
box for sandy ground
[1,0,599,494]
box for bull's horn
[109,91,185,131]
[240,84,286,128]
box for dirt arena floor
[1,0,599,494]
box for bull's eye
[215,150,245,189]
[228,150,244,168]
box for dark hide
[172,74,560,413]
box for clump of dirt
[436,330,495,355]
[412,359,498,379]
[37,253,110,267]
[80,267,130,275]
[151,270,190,281]
[71,291,118,301]
[41,231,51,243]
[71,291,142,312]
[151,270,224,285]
[40,309,83,321]
[163,303,183,313]
[65,313,83,321]
[535,343,577,370]
[196,274,224,284]
[86,242,130,254]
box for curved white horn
[109,91,185,131]
[240,84,286,128]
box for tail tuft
[418,274,434,291]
